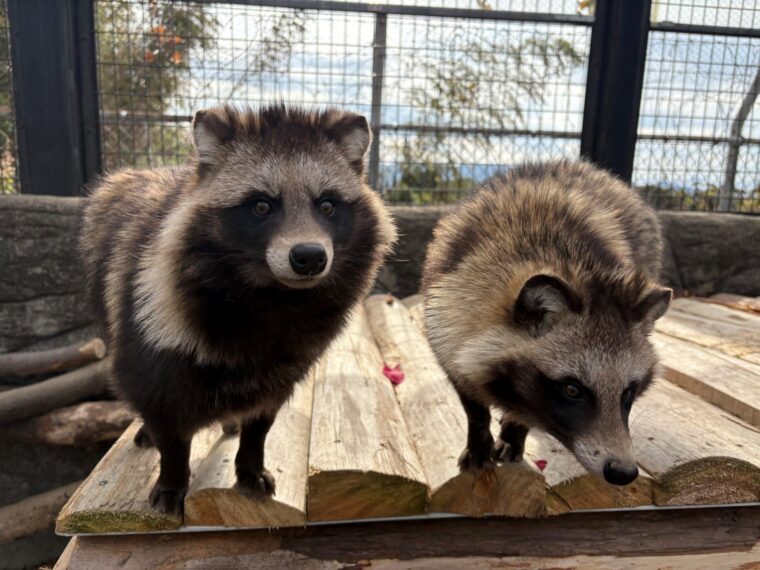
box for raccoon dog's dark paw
[458,446,495,472]
[149,483,186,515]
[133,426,154,448]
[492,438,523,463]
[236,468,276,498]
[222,420,241,435]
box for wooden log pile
[0,337,133,543]
[54,293,760,536]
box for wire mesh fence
[0,0,17,194]
[93,0,591,203]
[2,0,758,212]
[635,2,760,213]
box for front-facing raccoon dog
[423,160,671,486]
[81,105,396,514]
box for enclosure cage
[2,0,760,213]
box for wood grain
[654,332,760,427]
[401,293,426,333]
[307,306,428,522]
[703,293,760,314]
[0,338,106,377]
[0,481,81,543]
[656,298,760,364]
[184,372,314,528]
[56,422,220,534]
[55,507,760,569]
[524,432,653,515]
[0,401,134,447]
[365,295,545,518]
[631,379,760,506]
[0,358,111,425]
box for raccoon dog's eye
[621,386,635,410]
[563,382,583,399]
[319,199,335,217]
[253,200,271,216]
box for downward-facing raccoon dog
[80,105,396,514]
[423,161,672,486]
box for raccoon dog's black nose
[289,243,327,276]
[603,459,639,485]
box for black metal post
[368,13,387,191]
[580,0,651,182]
[7,0,101,195]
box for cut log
[56,422,220,534]
[0,481,81,543]
[0,401,134,446]
[704,293,760,315]
[0,338,106,377]
[365,295,545,518]
[653,332,760,427]
[656,298,760,364]
[631,379,760,506]
[307,306,429,522]
[0,358,111,425]
[401,293,426,333]
[523,432,653,515]
[184,372,315,528]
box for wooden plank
[653,332,760,427]
[656,298,760,364]
[56,421,220,534]
[401,293,426,333]
[184,372,314,528]
[55,507,760,568]
[632,379,760,506]
[524,432,653,515]
[704,293,760,315]
[365,295,545,518]
[306,306,428,522]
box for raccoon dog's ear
[325,113,371,174]
[193,108,235,172]
[514,274,583,336]
[632,287,672,324]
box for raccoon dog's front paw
[492,438,523,463]
[149,483,186,515]
[458,445,495,472]
[236,468,276,498]
[133,426,154,448]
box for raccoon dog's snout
[603,459,639,485]
[289,243,327,276]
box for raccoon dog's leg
[133,425,154,448]
[456,389,494,471]
[145,422,192,515]
[493,418,529,463]
[235,414,276,497]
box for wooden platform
[56,294,760,536]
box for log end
[82,338,108,360]
[430,462,546,518]
[183,488,305,528]
[55,508,181,535]
[548,473,654,514]
[307,471,428,522]
[654,456,760,506]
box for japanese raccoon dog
[81,105,396,513]
[422,160,671,486]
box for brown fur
[80,104,396,513]
[423,160,670,483]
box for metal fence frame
[4,0,759,212]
